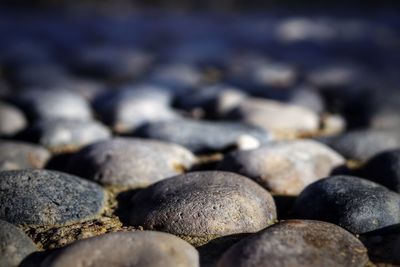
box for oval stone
[218,140,345,195]
[128,171,277,244]
[0,101,27,136]
[218,220,370,267]
[294,175,400,234]
[0,169,105,226]
[41,231,199,267]
[67,138,196,188]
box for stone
[12,89,93,122]
[22,119,111,153]
[218,140,345,195]
[93,85,179,133]
[0,220,37,267]
[0,141,51,170]
[135,118,271,153]
[0,101,27,136]
[293,175,400,234]
[318,129,400,162]
[360,149,400,192]
[227,98,319,137]
[128,171,277,245]
[67,138,196,188]
[0,169,105,226]
[218,220,370,267]
[41,231,199,267]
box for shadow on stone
[114,188,144,225]
[273,195,297,220]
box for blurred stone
[0,141,50,170]
[0,101,27,136]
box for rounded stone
[128,171,277,243]
[135,119,271,153]
[67,138,196,188]
[12,89,93,122]
[22,119,111,153]
[0,169,106,226]
[41,231,199,267]
[0,220,37,267]
[218,220,370,267]
[0,141,51,170]
[318,129,400,162]
[360,149,400,192]
[0,101,27,136]
[227,98,319,137]
[294,175,400,234]
[218,140,345,195]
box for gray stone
[318,129,400,162]
[135,118,271,153]
[12,89,93,122]
[294,175,400,234]
[0,141,51,170]
[128,171,277,244]
[0,102,27,136]
[218,220,370,267]
[0,169,105,227]
[0,220,37,267]
[227,98,319,138]
[67,138,196,188]
[41,231,199,267]
[218,140,345,195]
[25,119,111,153]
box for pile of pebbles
[1,8,400,267]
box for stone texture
[294,175,400,234]
[0,169,105,227]
[0,220,37,267]
[41,231,199,267]
[0,141,51,170]
[23,119,111,153]
[67,138,196,188]
[318,129,400,162]
[227,98,319,137]
[0,101,27,136]
[218,220,370,267]
[128,171,277,244]
[135,118,271,153]
[218,140,345,195]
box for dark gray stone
[0,169,105,226]
[0,102,27,136]
[23,119,111,153]
[294,175,400,234]
[12,89,93,122]
[67,138,196,188]
[0,141,51,170]
[135,118,271,153]
[128,171,277,244]
[41,231,199,267]
[218,140,345,195]
[318,130,400,162]
[0,220,37,267]
[218,220,370,267]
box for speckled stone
[67,138,196,188]
[0,220,37,267]
[12,89,93,122]
[128,171,277,244]
[218,140,345,195]
[0,141,51,170]
[318,129,400,162]
[218,220,370,267]
[23,119,111,153]
[294,175,400,234]
[0,169,105,227]
[0,101,27,136]
[93,85,179,133]
[227,98,319,137]
[41,231,199,267]
[135,118,271,153]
